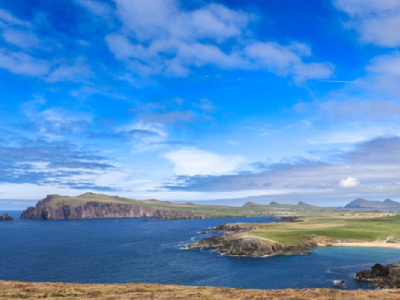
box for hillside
[345,198,400,208]
[20,193,284,220]
[1,281,399,299]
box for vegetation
[244,211,400,246]
[1,280,399,299]
[42,193,335,218]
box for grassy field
[1,281,400,300]
[244,212,400,246]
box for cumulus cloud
[104,0,332,81]
[165,147,245,176]
[339,177,360,187]
[74,0,112,17]
[164,136,400,202]
[334,0,400,47]
[0,48,50,76]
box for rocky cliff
[355,263,400,288]
[20,194,204,220]
[188,234,311,257]
[0,213,13,221]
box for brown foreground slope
[1,281,400,300]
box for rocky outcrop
[188,234,311,257]
[355,263,400,288]
[201,223,257,234]
[273,216,303,222]
[298,201,315,207]
[242,202,262,208]
[0,213,13,221]
[20,195,204,220]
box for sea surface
[1,210,400,290]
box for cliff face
[20,195,203,220]
[188,234,311,257]
[355,263,400,288]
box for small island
[0,213,13,221]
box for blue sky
[1,0,400,207]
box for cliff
[188,234,311,257]
[20,193,204,220]
[355,262,400,288]
[189,222,311,256]
[0,213,13,221]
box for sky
[1,0,400,208]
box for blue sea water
[1,210,400,290]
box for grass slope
[246,212,400,246]
[1,281,400,300]
[43,193,334,218]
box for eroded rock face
[188,235,311,257]
[201,223,257,234]
[273,216,303,222]
[20,195,204,220]
[0,213,13,221]
[355,263,400,288]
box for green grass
[245,213,400,246]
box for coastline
[1,280,400,300]
[330,242,400,249]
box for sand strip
[331,242,400,249]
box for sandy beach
[331,242,400,249]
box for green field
[245,212,400,246]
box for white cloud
[104,0,332,81]
[0,9,30,27]
[0,48,50,76]
[339,176,360,188]
[165,147,245,176]
[2,28,40,48]
[244,42,333,81]
[75,0,112,17]
[47,60,93,82]
[334,0,400,47]
[114,0,249,42]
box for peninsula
[189,207,400,257]
[21,193,312,220]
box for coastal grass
[1,280,400,300]
[45,193,336,218]
[246,212,400,246]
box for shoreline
[330,242,400,249]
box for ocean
[1,210,399,290]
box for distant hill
[242,201,322,210]
[297,201,315,207]
[20,193,279,221]
[345,198,400,208]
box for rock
[355,263,400,288]
[333,280,345,286]
[242,202,262,208]
[273,216,303,222]
[188,234,311,257]
[0,213,13,221]
[201,223,257,234]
